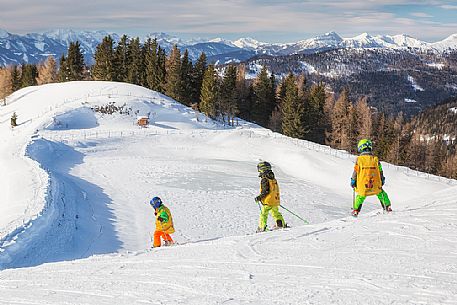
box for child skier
[350,139,392,217]
[149,196,175,247]
[255,161,286,232]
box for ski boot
[385,205,392,213]
[163,240,175,247]
[351,209,360,217]
[272,220,287,230]
[256,226,267,233]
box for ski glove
[350,179,356,188]
[158,216,164,222]
[381,176,385,186]
[255,196,262,203]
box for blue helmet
[150,196,162,209]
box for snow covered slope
[0,81,456,304]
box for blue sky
[0,0,456,42]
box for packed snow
[0,81,456,304]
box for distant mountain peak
[354,32,371,38]
[145,32,181,43]
[323,31,342,38]
[0,28,10,38]
[232,37,265,50]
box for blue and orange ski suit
[153,205,175,247]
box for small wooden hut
[137,116,149,127]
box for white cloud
[440,4,457,9]
[0,0,455,42]
[410,12,433,17]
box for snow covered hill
[0,81,456,304]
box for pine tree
[372,112,396,159]
[306,82,327,144]
[36,55,57,85]
[92,35,115,81]
[156,46,167,93]
[180,49,193,106]
[191,52,207,105]
[11,65,21,91]
[252,66,275,127]
[200,65,218,119]
[281,73,306,138]
[297,74,314,137]
[269,77,287,132]
[347,103,359,153]
[126,37,144,85]
[144,38,158,90]
[323,93,335,146]
[235,64,253,121]
[65,41,85,81]
[385,113,403,164]
[268,108,282,132]
[113,35,129,82]
[165,44,182,101]
[20,64,38,88]
[219,65,238,125]
[58,54,68,82]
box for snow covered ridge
[1,81,457,304]
[2,29,457,66]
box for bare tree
[0,67,13,105]
[36,56,57,85]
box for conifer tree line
[0,35,455,179]
[324,90,457,179]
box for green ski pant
[259,205,285,230]
[353,190,391,211]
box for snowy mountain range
[1,81,456,304]
[1,29,457,66]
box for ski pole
[255,199,262,211]
[352,188,355,210]
[279,204,309,224]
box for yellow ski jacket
[353,154,383,196]
[155,205,175,234]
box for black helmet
[257,161,272,174]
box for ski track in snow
[0,81,456,304]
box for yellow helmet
[257,161,272,173]
[357,139,373,153]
